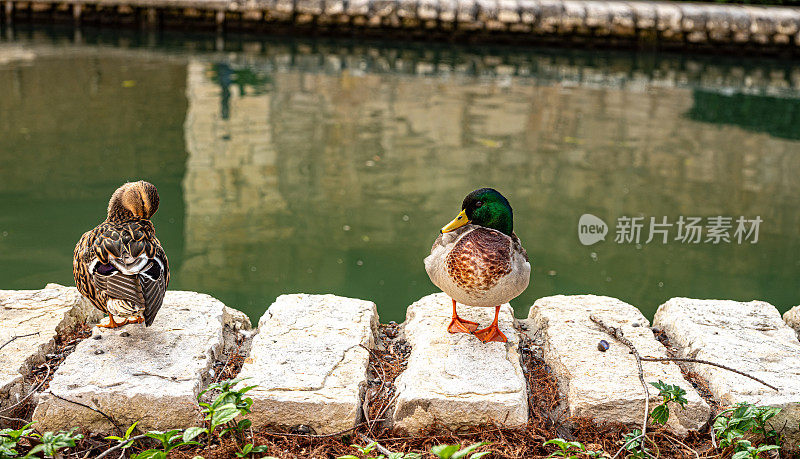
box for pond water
[2,27,800,323]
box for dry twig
[0,332,40,352]
[590,315,650,457]
[639,357,778,391]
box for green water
[2,27,800,323]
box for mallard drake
[73,181,169,328]
[424,188,530,343]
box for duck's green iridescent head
[441,187,514,236]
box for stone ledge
[4,0,800,49]
[785,305,800,339]
[391,293,528,433]
[32,291,235,434]
[238,294,379,435]
[654,298,800,450]
[0,284,102,416]
[527,295,711,436]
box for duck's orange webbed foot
[123,316,144,325]
[98,315,124,328]
[473,305,507,343]
[448,316,479,334]
[474,323,507,342]
[447,299,479,334]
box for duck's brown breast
[445,227,512,293]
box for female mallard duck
[73,181,169,328]
[424,188,530,343]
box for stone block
[0,285,102,414]
[391,293,527,433]
[238,294,378,434]
[33,292,233,434]
[654,298,800,449]
[529,295,711,436]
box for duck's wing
[87,220,169,326]
[74,226,108,313]
[511,231,529,262]
[141,242,168,326]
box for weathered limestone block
[33,291,232,433]
[535,0,564,33]
[498,0,520,24]
[785,305,800,339]
[528,295,711,436]
[295,0,323,15]
[456,0,476,22]
[417,0,438,21]
[583,0,611,30]
[705,5,732,42]
[439,0,457,22]
[1,284,102,413]
[654,298,800,449]
[561,0,586,33]
[607,2,634,36]
[238,294,378,434]
[629,2,656,30]
[727,6,752,42]
[391,293,527,433]
[518,0,538,24]
[654,1,682,39]
[774,8,800,35]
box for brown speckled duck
[73,181,169,328]
[424,188,531,343]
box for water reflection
[1,30,799,322]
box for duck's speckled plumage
[73,181,169,327]
[426,223,530,307]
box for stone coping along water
[2,284,800,451]
[4,0,800,52]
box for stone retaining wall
[3,0,800,50]
[3,286,800,451]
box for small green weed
[543,438,603,458]
[337,441,422,459]
[131,428,201,459]
[648,380,688,426]
[198,377,257,439]
[430,442,490,459]
[27,428,84,458]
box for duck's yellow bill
[441,210,469,233]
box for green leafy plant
[131,429,201,459]
[234,442,275,458]
[431,442,490,459]
[648,380,688,425]
[730,439,781,459]
[337,442,422,459]
[198,378,257,438]
[105,420,141,451]
[713,403,782,449]
[27,428,83,458]
[0,422,36,459]
[543,438,603,458]
[620,429,651,459]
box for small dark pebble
[94,349,105,355]
[92,335,102,340]
[291,425,313,435]
[120,332,130,337]
[597,340,610,352]
[631,323,640,327]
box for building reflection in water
[181,47,800,321]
